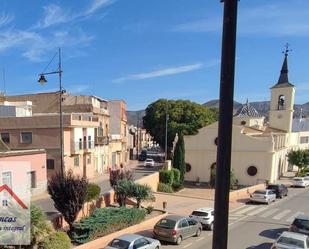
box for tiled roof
[235,101,262,118]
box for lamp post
[38,48,64,176]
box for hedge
[157,182,173,193]
[159,170,174,185]
[171,168,180,184]
[41,231,71,249]
[71,207,146,244]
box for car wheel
[155,246,159,249]
[209,223,214,231]
[176,236,182,245]
[196,228,201,237]
[279,194,283,199]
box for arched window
[278,95,285,110]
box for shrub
[48,170,88,231]
[159,170,174,185]
[172,181,183,191]
[30,205,53,247]
[41,231,71,249]
[71,207,146,244]
[157,182,173,193]
[86,183,101,202]
[146,205,154,214]
[171,168,180,184]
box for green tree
[173,134,186,183]
[131,184,154,208]
[287,149,309,174]
[143,99,217,158]
[48,170,88,232]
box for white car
[293,177,309,188]
[250,189,276,204]
[144,159,155,167]
[106,234,161,249]
[271,231,309,249]
[189,207,214,230]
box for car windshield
[108,239,130,249]
[146,159,152,162]
[156,219,176,229]
[254,190,266,195]
[294,218,309,230]
[277,236,305,248]
[191,211,208,217]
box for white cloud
[113,63,204,83]
[86,0,115,15]
[66,84,90,94]
[174,3,309,36]
[0,13,13,27]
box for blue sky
[0,0,308,110]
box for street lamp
[38,48,64,176]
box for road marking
[183,243,192,248]
[230,205,248,213]
[196,237,205,242]
[273,209,291,220]
[234,205,256,214]
[260,208,279,218]
[247,206,268,216]
[286,211,304,223]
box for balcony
[95,136,109,145]
[71,140,95,154]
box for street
[144,186,309,249]
[33,162,162,214]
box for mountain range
[127,100,309,126]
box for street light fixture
[38,48,64,176]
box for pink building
[0,140,47,196]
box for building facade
[184,53,309,186]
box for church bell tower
[269,46,295,133]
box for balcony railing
[71,140,95,153]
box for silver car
[271,231,309,249]
[250,189,276,204]
[106,234,161,249]
[153,215,202,245]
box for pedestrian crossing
[229,205,305,223]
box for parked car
[250,189,276,204]
[271,231,309,249]
[106,234,161,249]
[189,207,214,230]
[293,177,309,188]
[290,215,309,235]
[144,159,155,167]
[153,215,202,245]
[266,184,288,198]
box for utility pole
[165,104,169,160]
[212,1,238,249]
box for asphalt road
[33,163,162,215]
[152,186,309,249]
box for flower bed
[71,207,146,244]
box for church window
[278,95,285,110]
[247,166,258,176]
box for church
[184,52,309,186]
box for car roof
[280,231,308,240]
[193,208,214,212]
[116,234,143,242]
[163,215,186,221]
[295,214,309,221]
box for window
[187,218,197,226]
[1,133,10,144]
[300,136,309,144]
[88,136,92,148]
[28,171,37,188]
[247,166,258,176]
[2,172,12,188]
[47,159,55,170]
[240,120,246,125]
[278,95,285,110]
[87,155,91,164]
[179,219,189,228]
[133,238,149,249]
[20,132,32,144]
[74,156,79,166]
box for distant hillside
[203,99,309,118]
[126,100,309,126]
